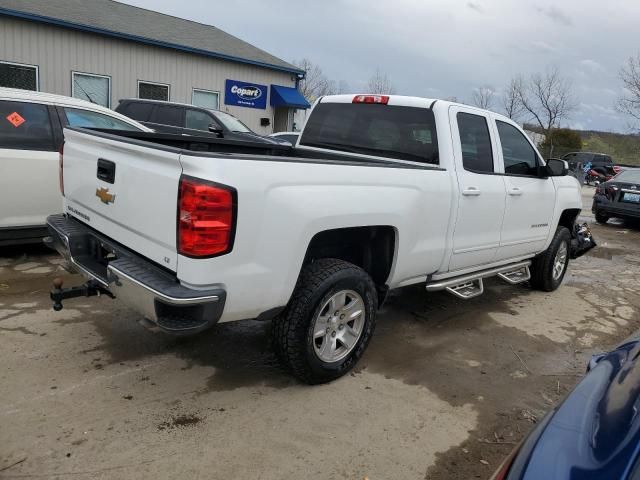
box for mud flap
[570,222,596,259]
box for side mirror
[208,123,224,136]
[546,158,569,177]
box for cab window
[185,109,216,131]
[496,120,540,176]
[457,112,494,173]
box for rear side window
[63,108,141,131]
[0,100,54,150]
[457,112,494,173]
[300,103,439,164]
[120,102,153,122]
[151,105,183,127]
[496,121,540,176]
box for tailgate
[62,128,182,271]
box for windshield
[299,103,439,164]
[615,169,640,183]
[211,110,252,133]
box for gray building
[0,0,309,133]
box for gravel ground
[1,186,639,480]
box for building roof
[0,0,304,75]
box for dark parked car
[492,339,640,480]
[115,98,284,146]
[592,169,640,224]
[563,152,614,176]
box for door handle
[508,187,523,196]
[462,187,481,196]
[97,158,116,184]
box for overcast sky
[121,0,639,133]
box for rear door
[0,99,61,228]
[449,106,506,271]
[62,129,183,271]
[492,117,556,260]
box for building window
[138,81,169,101]
[192,88,219,110]
[0,61,38,91]
[72,72,111,108]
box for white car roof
[0,87,150,131]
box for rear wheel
[530,227,571,292]
[271,258,377,384]
[595,211,609,224]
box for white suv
[0,87,148,246]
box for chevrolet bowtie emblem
[96,187,116,205]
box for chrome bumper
[45,214,226,334]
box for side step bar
[426,261,532,300]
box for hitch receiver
[50,278,114,311]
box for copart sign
[224,79,267,109]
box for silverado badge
[96,187,116,205]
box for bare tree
[367,68,396,94]
[336,80,352,94]
[472,86,495,109]
[513,68,576,156]
[617,52,640,126]
[293,58,336,102]
[502,77,525,120]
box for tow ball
[50,278,114,311]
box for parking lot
[1,185,639,480]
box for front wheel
[271,259,378,384]
[530,227,571,292]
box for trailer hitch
[50,278,114,311]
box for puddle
[585,246,627,261]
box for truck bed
[87,127,435,170]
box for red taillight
[352,95,389,104]
[59,142,65,196]
[177,176,236,258]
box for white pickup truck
[47,94,588,384]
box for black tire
[271,258,378,384]
[530,227,571,292]
[594,211,609,224]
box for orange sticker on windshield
[6,112,26,127]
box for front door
[273,107,290,132]
[491,118,556,260]
[449,106,506,271]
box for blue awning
[270,85,311,109]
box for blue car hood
[522,340,640,479]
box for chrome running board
[426,260,532,300]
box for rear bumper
[45,214,226,334]
[592,195,640,219]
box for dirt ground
[1,186,639,480]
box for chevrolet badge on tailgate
[96,187,116,205]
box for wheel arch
[301,225,397,304]
[557,208,581,233]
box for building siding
[0,16,295,133]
